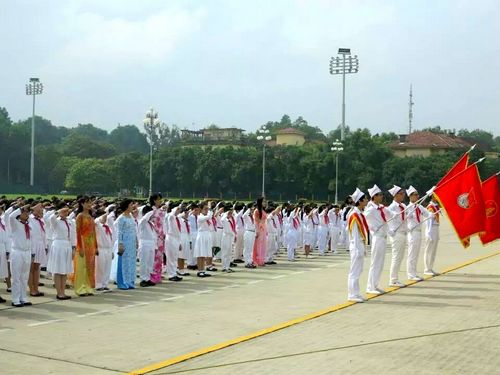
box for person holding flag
[406,186,429,281]
[387,185,408,288]
[347,188,369,303]
[424,194,441,276]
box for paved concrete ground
[0,218,498,374]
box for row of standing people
[346,184,440,303]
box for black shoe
[11,302,23,307]
[103,287,111,291]
[177,271,191,277]
[227,268,235,273]
[96,287,105,292]
[41,267,47,271]
[197,272,211,278]
[22,301,33,306]
[230,262,238,267]
[30,292,44,297]
[140,280,150,287]
[56,295,71,300]
[186,265,198,270]
[206,266,218,272]
[6,288,11,293]
[168,276,183,282]
[265,261,277,265]
[38,282,45,287]
[233,259,244,263]
[0,296,6,303]
[245,264,256,269]
[147,280,156,286]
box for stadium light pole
[329,48,359,141]
[25,78,43,186]
[256,126,272,197]
[143,108,160,197]
[331,139,344,204]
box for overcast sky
[1,0,499,135]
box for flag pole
[466,144,476,153]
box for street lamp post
[331,139,344,204]
[143,108,160,197]
[25,78,43,187]
[256,126,272,197]
[329,48,359,141]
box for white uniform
[9,208,34,305]
[406,202,429,278]
[138,211,157,282]
[285,213,300,261]
[47,213,76,276]
[302,216,315,247]
[164,210,181,278]
[242,209,256,266]
[328,208,342,253]
[220,213,236,270]
[387,201,408,284]
[347,207,369,300]
[30,214,48,266]
[317,210,329,255]
[194,211,213,258]
[266,213,278,262]
[424,203,440,274]
[234,209,245,261]
[0,215,9,279]
[94,216,114,289]
[179,215,191,262]
[187,213,198,266]
[364,201,391,292]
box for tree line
[0,107,498,201]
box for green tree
[109,125,149,153]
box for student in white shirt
[0,202,9,303]
[29,203,47,297]
[220,205,237,273]
[9,205,34,307]
[47,205,76,300]
[138,205,157,287]
[94,211,114,291]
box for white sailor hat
[351,188,365,204]
[388,185,404,197]
[105,204,116,214]
[406,185,418,196]
[368,184,382,198]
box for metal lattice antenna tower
[409,84,414,134]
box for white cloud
[41,5,205,76]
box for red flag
[436,152,469,187]
[433,164,485,248]
[479,175,500,245]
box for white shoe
[431,270,441,276]
[366,289,382,295]
[423,271,434,276]
[376,288,386,294]
[348,297,365,303]
[389,281,406,287]
[409,276,423,281]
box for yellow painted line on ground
[127,250,500,375]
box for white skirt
[32,241,48,265]
[0,244,8,278]
[303,231,314,246]
[179,234,190,260]
[47,239,73,275]
[194,231,213,258]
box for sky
[1,0,499,135]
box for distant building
[181,127,245,142]
[389,131,472,157]
[275,128,306,146]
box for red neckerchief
[23,221,31,239]
[277,213,283,225]
[293,217,299,229]
[35,217,45,233]
[61,218,70,238]
[398,204,405,221]
[271,217,277,229]
[229,216,237,235]
[0,218,5,231]
[378,206,387,222]
[211,217,217,231]
[415,206,421,223]
[185,220,190,234]
[175,216,181,232]
[324,214,329,224]
[103,223,113,239]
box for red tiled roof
[389,131,472,150]
[276,127,306,136]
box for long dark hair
[76,196,91,215]
[256,197,264,220]
[148,193,162,207]
[119,199,133,214]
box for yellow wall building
[275,128,306,146]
